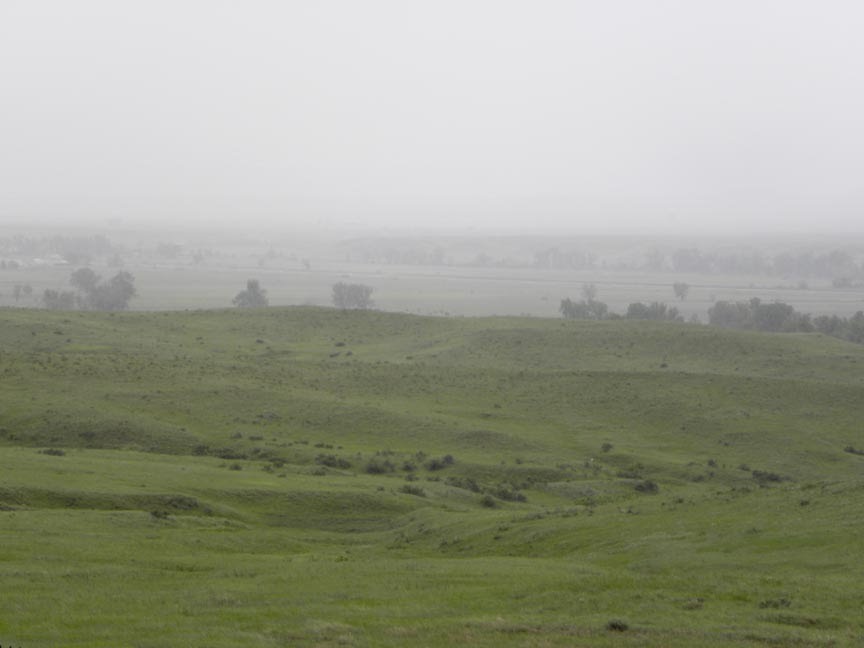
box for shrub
[425,455,455,471]
[759,598,792,609]
[316,454,352,469]
[398,484,426,497]
[601,442,614,453]
[752,470,784,485]
[491,486,527,502]
[365,458,396,474]
[446,476,481,493]
[635,480,659,494]
[605,619,629,632]
[39,448,66,456]
[214,448,247,460]
[480,494,497,508]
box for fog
[2,1,863,234]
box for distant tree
[233,279,269,308]
[672,282,690,301]
[332,282,374,310]
[84,271,137,311]
[559,283,608,320]
[559,296,608,320]
[70,267,101,294]
[625,301,683,322]
[12,283,32,303]
[42,289,76,310]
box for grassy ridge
[1,307,863,646]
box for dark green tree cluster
[560,284,682,323]
[559,283,607,320]
[625,302,683,322]
[708,298,864,343]
[44,268,137,311]
[233,279,269,308]
[332,282,374,310]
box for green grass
[1,306,863,646]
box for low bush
[398,484,426,497]
[491,485,527,502]
[752,470,785,485]
[759,598,792,609]
[315,454,352,469]
[365,458,396,474]
[445,476,481,493]
[424,455,455,471]
[635,480,659,494]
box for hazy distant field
[2,258,863,318]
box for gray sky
[2,1,863,233]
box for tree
[83,271,137,311]
[625,301,683,322]
[332,282,374,310]
[559,296,608,320]
[672,282,690,301]
[233,279,269,308]
[43,289,76,310]
[560,283,608,320]
[42,270,136,311]
[70,267,101,294]
[12,283,32,303]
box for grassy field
[1,306,863,646]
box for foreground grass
[1,307,863,646]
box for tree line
[559,283,864,345]
[708,298,864,343]
[43,268,137,311]
[559,284,686,323]
[232,280,375,310]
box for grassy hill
[1,306,862,647]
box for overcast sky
[2,1,863,234]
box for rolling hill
[1,306,862,646]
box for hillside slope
[1,307,862,647]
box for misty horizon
[2,1,863,234]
